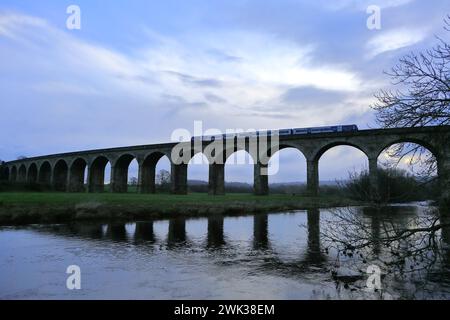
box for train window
[293,128,308,134]
[279,129,291,135]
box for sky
[0,0,448,183]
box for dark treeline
[191,167,439,202]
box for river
[1,204,449,299]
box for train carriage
[191,124,358,141]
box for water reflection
[305,209,326,265]
[68,223,104,240]
[134,222,155,243]
[426,211,450,294]
[105,223,127,242]
[362,207,382,255]
[1,206,450,299]
[253,214,269,250]
[167,218,187,247]
[207,216,225,248]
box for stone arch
[312,141,370,162]
[53,159,69,191]
[140,151,171,193]
[187,152,210,193]
[375,138,440,196]
[88,156,111,192]
[10,166,17,182]
[69,158,88,192]
[224,149,256,194]
[188,148,214,164]
[266,142,308,158]
[308,141,370,197]
[375,137,439,160]
[111,153,137,193]
[17,164,27,182]
[191,144,217,165]
[38,161,51,186]
[214,143,253,165]
[27,163,38,183]
[224,148,256,164]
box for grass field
[0,192,361,225]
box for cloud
[366,27,428,58]
[205,48,242,63]
[0,5,432,181]
[204,93,227,104]
[281,86,347,106]
[31,81,102,96]
[164,70,223,88]
[320,0,414,11]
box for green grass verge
[0,192,361,225]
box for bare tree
[156,169,171,186]
[371,16,450,176]
[129,177,138,186]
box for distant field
[0,192,361,225]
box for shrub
[341,167,439,202]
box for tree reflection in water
[320,206,450,298]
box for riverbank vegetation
[0,192,360,226]
[342,167,439,202]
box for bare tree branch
[371,17,450,175]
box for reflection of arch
[112,154,136,193]
[38,161,51,186]
[27,163,38,183]
[253,214,269,250]
[18,164,26,182]
[70,223,104,239]
[362,207,382,256]
[53,159,69,191]
[88,156,110,192]
[140,152,171,193]
[167,218,186,247]
[69,158,87,192]
[207,216,225,248]
[105,223,127,241]
[10,166,17,182]
[81,224,104,239]
[439,213,450,272]
[305,209,325,264]
[134,222,155,243]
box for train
[191,124,358,142]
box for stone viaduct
[1,125,450,203]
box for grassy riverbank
[0,192,362,225]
